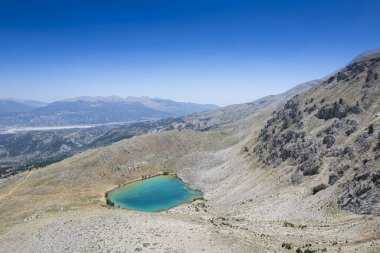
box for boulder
[316,102,350,120]
[323,135,335,148]
[312,184,327,195]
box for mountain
[0,83,317,178]
[252,50,380,215]
[180,80,320,131]
[0,100,35,116]
[5,99,48,108]
[0,51,379,253]
[0,96,218,127]
[0,99,47,117]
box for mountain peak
[350,48,380,63]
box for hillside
[0,51,379,253]
[0,85,317,179]
[252,51,380,215]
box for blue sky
[1,0,380,106]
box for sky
[0,0,380,106]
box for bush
[368,124,374,134]
[281,242,292,250]
[283,221,295,227]
[106,198,114,206]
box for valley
[0,51,379,252]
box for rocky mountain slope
[180,80,319,131]
[0,96,217,127]
[253,51,380,215]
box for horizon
[1,0,380,106]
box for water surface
[107,175,203,212]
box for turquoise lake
[107,175,203,212]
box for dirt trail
[0,170,34,201]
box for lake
[107,175,203,212]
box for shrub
[281,242,292,250]
[368,124,374,134]
[106,198,114,206]
[283,221,295,227]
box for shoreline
[105,172,205,212]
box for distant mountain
[7,99,48,108]
[0,99,48,117]
[0,100,35,116]
[0,96,218,127]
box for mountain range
[0,97,218,127]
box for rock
[329,174,339,185]
[337,169,380,215]
[301,156,321,176]
[290,170,303,185]
[312,184,327,195]
[343,147,355,160]
[372,172,380,187]
[337,71,349,81]
[323,135,335,148]
[325,147,343,157]
[316,102,350,120]
[354,133,373,154]
[303,104,317,114]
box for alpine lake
[106,175,203,212]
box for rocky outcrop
[252,52,380,215]
[338,168,379,215]
[322,135,335,148]
[313,183,327,195]
[316,102,350,120]
[316,100,361,120]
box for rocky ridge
[253,52,380,215]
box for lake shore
[106,172,204,212]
